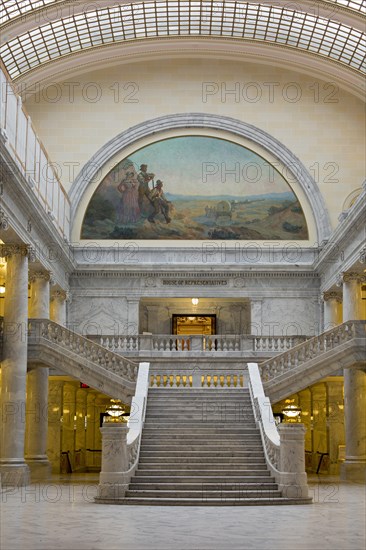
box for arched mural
[81,136,308,240]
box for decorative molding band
[323,291,342,303]
[69,113,332,243]
[343,271,366,283]
[71,270,319,279]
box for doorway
[172,314,216,335]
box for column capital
[0,243,31,258]
[51,289,70,302]
[29,270,52,283]
[0,207,9,231]
[343,272,366,284]
[323,291,342,303]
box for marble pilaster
[0,244,30,486]
[127,298,139,335]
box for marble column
[341,272,366,481]
[0,244,30,486]
[342,272,364,322]
[26,271,52,478]
[323,291,342,331]
[50,290,67,326]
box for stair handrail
[259,320,365,384]
[126,362,150,473]
[28,318,139,383]
[248,362,310,499]
[97,363,150,499]
[248,362,280,474]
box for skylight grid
[1,1,364,78]
[1,0,365,28]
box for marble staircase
[122,388,311,505]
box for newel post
[277,424,309,499]
[97,423,129,500]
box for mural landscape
[81,136,308,240]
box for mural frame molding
[70,113,332,243]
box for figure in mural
[148,180,171,224]
[117,171,140,223]
[137,164,155,216]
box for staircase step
[129,482,278,491]
[125,489,282,498]
[138,456,266,464]
[112,497,312,506]
[139,451,265,458]
[142,428,255,434]
[141,434,260,441]
[132,474,272,483]
[136,469,271,476]
[140,445,263,451]
[137,463,268,470]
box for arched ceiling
[0,1,365,96]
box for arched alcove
[70,113,332,243]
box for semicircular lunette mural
[81,136,309,240]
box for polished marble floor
[0,474,365,550]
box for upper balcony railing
[93,333,308,356]
[0,61,70,240]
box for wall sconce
[105,399,126,423]
[0,284,5,295]
[191,298,199,306]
